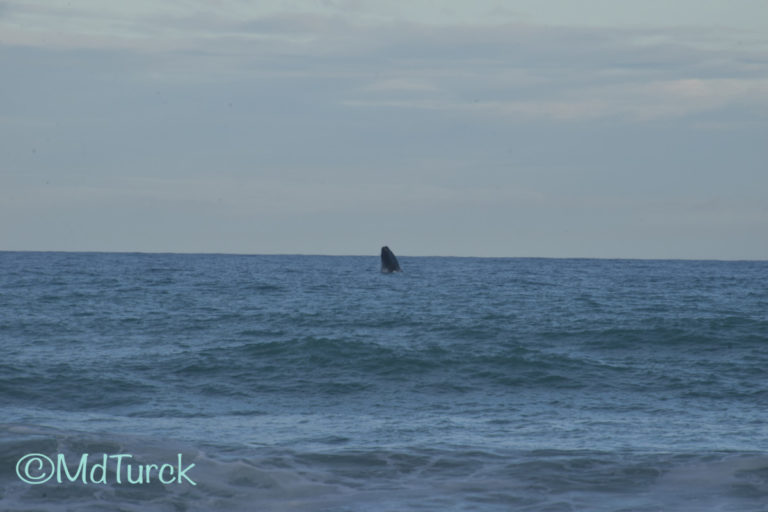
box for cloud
[345,71,768,123]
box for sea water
[0,252,766,511]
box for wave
[4,324,763,408]
[1,424,766,512]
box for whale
[380,246,402,273]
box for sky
[1,0,767,258]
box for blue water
[1,252,767,511]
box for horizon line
[0,249,764,263]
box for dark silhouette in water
[380,246,402,273]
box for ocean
[1,251,766,511]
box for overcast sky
[2,1,767,258]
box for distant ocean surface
[1,252,767,511]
